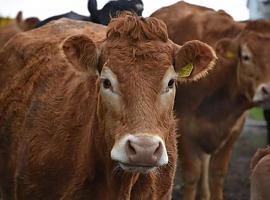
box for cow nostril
[122,137,167,167]
[153,142,162,158]
[262,86,269,95]
[127,140,136,155]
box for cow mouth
[254,100,270,109]
[118,162,156,173]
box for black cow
[88,0,144,25]
[35,11,90,28]
[35,0,144,28]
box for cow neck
[200,58,251,120]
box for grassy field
[0,16,13,27]
[249,107,265,121]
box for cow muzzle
[111,134,168,173]
[253,83,270,109]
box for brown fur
[107,12,168,42]
[250,146,270,171]
[152,2,270,200]
[250,146,270,200]
[0,11,39,49]
[0,13,216,199]
[245,19,270,34]
[0,18,106,93]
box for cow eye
[242,54,251,62]
[168,79,175,89]
[102,79,112,89]
[240,45,252,64]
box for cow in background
[0,13,216,199]
[250,146,270,200]
[35,0,144,27]
[248,0,270,145]
[152,1,270,200]
[151,1,244,47]
[88,0,143,25]
[0,11,39,47]
[34,11,90,28]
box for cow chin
[118,162,156,174]
[253,97,270,109]
[256,101,270,109]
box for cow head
[63,13,216,173]
[216,23,270,109]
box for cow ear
[174,40,217,81]
[62,34,99,74]
[16,11,23,24]
[215,38,237,60]
[23,17,40,30]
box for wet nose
[125,136,163,166]
[253,84,270,108]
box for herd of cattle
[0,0,270,199]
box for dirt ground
[172,118,268,200]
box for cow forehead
[239,31,270,46]
[103,59,172,86]
[102,42,174,80]
[240,34,270,59]
[104,39,173,59]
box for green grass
[249,107,265,121]
[0,16,13,27]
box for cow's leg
[180,136,202,200]
[200,154,210,200]
[209,113,247,200]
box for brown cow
[152,2,270,200]
[0,11,40,48]
[151,1,245,47]
[0,13,216,199]
[250,146,270,200]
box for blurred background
[0,0,249,21]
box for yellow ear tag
[179,63,194,78]
[226,51,236,59]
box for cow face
[216,31,270,108]
[101,41,215,173]
[63,14,216,173]
[238,32,270,108]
